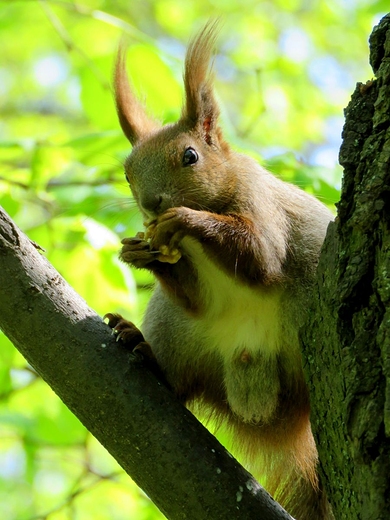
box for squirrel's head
[114,21,237,220]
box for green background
[0,1,387,518]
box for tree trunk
[302,13,390,520]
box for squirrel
[105,21,335,520]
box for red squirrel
[105,21,334,520]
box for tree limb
[0,205,292,520]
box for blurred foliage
[0,0,387,518]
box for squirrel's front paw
[120,232,160,268]
[147,207,191,264]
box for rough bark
[302,13,390,520]
[0,205,293,520]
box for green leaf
[80,56,121,129]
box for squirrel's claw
[103,313,161,370]
[120,236,159,267]
[103,313,145,349]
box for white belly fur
[182,237,283,360]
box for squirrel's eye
[182,147,198,166]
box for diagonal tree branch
[0,205,292,520]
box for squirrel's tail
[268,469,334,520]
[228,412,334,519]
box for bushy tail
[269,470,334,520]
[227,412,334,519]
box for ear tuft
[114,43,160,145]
[182,20,221,142]
[203,116,212,145]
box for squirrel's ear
[114,44,160,145]
[181,20,221,145]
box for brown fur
[110,21,334,519]
[114,43,160,143]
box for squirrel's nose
[140,193,163,214]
